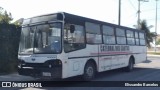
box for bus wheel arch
[125,55,135,72]
[82,59,97,81]
[130,55,135,64]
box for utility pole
[155,0,158,52]
[138,0,141,29]
[137,0,149,29]
[118,0,121,25]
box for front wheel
[125,58,134,72]
[82,61,96,81]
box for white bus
[18,12,147,80]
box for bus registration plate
[42,72,51,76]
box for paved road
[0,56,160,90]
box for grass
[147,52,160,55]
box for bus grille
[23,63,46,68]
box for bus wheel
[82,61,96,81]
[125,57,134,72]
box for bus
[18,12,147,80]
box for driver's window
[64,24,85,52]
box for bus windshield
[19,22,62,54]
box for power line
[128,0,137,11]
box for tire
[125,57,134,72]
[82,61,96,81]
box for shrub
[0,23,21,74]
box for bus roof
[63,12,144,33]
[22,12,144,33]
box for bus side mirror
[70,25,75,33]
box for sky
[0,0,160,34]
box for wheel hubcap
[86,67,93,77]
[130,61,133,70]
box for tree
[139,20,155,47]
[13,18,24,25]
[0,7,13,24]
[0,7,21,73]
[156,39,160,45]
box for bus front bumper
[18,66,62,79]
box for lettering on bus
[100,45,130,52]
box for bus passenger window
[135,32,139,45]
[102,25,115,44]
[116,28,126,45]
[85,22,102,44]
[139,33,145,45]
[64,24,85,52]
[126,30,135,45]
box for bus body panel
[18,12,147,80]
[64,45,98,78]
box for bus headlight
[18,59,25,68]
[18,64,21,68]
[44,59,62,68]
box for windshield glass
[19,22,62,54]
[19,27,35,54]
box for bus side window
[85,22,102,44]
[102,25,115,44]
[139,32,145,45]
[64,24,85,52]
[116,28,126,45]
[135,32,139,45]
[126,30,135,45]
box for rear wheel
[82,61,96,81]
[125,57,134,72]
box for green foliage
[0,7,13,24]
[139,20,155,47]
[156,39,160,45]
[13,18,24,26]
[0,23,21,74]
[0,7,21,73]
